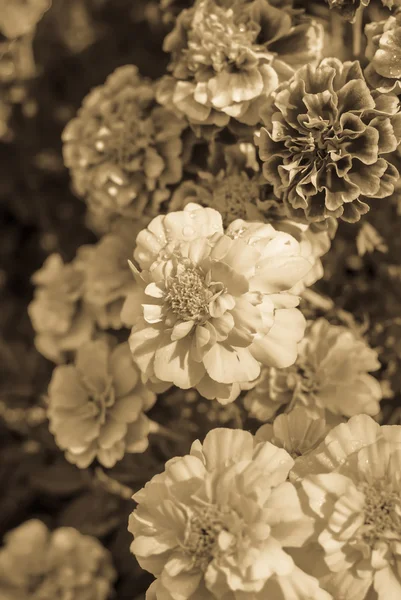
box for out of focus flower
[325,0,369,22]
[0,35,37,141]
[256,58,401,224]
[0,519,115,600]
[0,0,51,39]
[28,254,94,363]
[255,408,328,465]
[356,221,388,256]
[158,0,323,133]
[47,339,156,468]
[365,12,401,93]
[62,65,187,233]
[244,318,382,421]
[77,218,148,329]
[296,415,401,600]
[123,203,312,402]
[129,428,331,600]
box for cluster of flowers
[7,0,401,598]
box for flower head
[325,0,369,22]
[255,408,328,463]
[62,65,187,233]
[256,58,401,224]
[0,0,51,39]
[244,318,382,421]
[28,254,94,363]
[123,203,312,402]
[0,519,115,600]
[47,339,156,468]
[365,13,401,94]
[129,427,331,600]
[296,415,401,600]
[77,218,148,329]
[158,0,323,132]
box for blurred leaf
[30,457,90,496]
[58,489,127,537]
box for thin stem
[148,420,188,443]
[353,7,364,59]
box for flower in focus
[47,339,156,468]
[365,12,401,93]
[295,414,401,600]
[123,203,312,403]
[129,427,331,600]
[62,65,187,233]
[0,519,116,600]
[0,0,51,39]
[244,318,382,421]
[28,253,94,363]
[158,0,323,133]
[255,408,328,465]
[256,58,401,224]
[77,218,149,329]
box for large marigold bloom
[129,428,331,600]
[123,203,312,402]
[256,58,401,224]
[244,318,382,422]
[294,415,401,600]
[62,65,187,233]
[0,520,116,600]
[28,254,94,363]
[47,339,156,468]
[157,0,323,133]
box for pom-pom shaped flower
[47,339,156,468]
[365,12,401,93]
[62,65,187,232]
[158,0,323,132]
[0,519,115,600]
[28,253,94,363]
[129,428,331,600]
[295,415,401,600]
[256,58,401,224]
[244,318,382,421]
[77,219,148,329]
[123,203,312,402]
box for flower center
[165,264,213,323]
[184,504,233,570]
[185,0,259,74]
[359,481,401,546]
[211,173,260,226]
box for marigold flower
[365,12,401,93]
[123,203,312,402]
[0,519,116,600]
[129,428,331,600]
[244,318,382,421]
[255,408,328,464]
[28,253,94,363]
[62,65,187,233]
[295,414,401,600]
[77,218,149,329]
[47,339,156,468]
[325,0,369,22]
[0,0,51,39]
[256,58,401,224]
[158,0,323,133]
